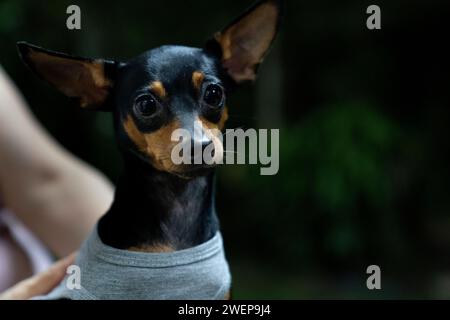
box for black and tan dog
[17,0,282,300]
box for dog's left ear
[207,0,283,84]
[17,42,118,111]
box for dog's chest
[39,226,231,300]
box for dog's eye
[203,84,224,108]
[134,95,158,117]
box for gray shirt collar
[42,225,231,300]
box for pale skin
[0,66,114,299]
[0,253,76,300]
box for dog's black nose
[190,140,214,163]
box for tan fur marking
[149,81,167,99]
[28,50,112,108]
[123,115,147,153]
[214,2,278,82]
[124,110,228,175]
[123,115,182,173]
[215,31,232,60]
[128,243,175,253]
[192,71,205,92]
[143,120,182,173]
[198,111,228,165]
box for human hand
[0,253,76,300]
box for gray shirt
[40,225,231,300]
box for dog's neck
[98,154,219,251]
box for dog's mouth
[160,139,224,178]
[171,164,218,179]
[169,151,223,177]
[131,148,221,179]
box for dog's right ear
[206,0,283,84]
[17,42,119,111]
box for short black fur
[17,0,283,252]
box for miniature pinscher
[17,0,282,299]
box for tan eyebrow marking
[192,71,205,92]
[149,81,167,99]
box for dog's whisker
[221,127,245,138]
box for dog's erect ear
[17,42,117,110]
[207,0,283,84]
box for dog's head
[18,0,282,178]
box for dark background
[1,0,450,298]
